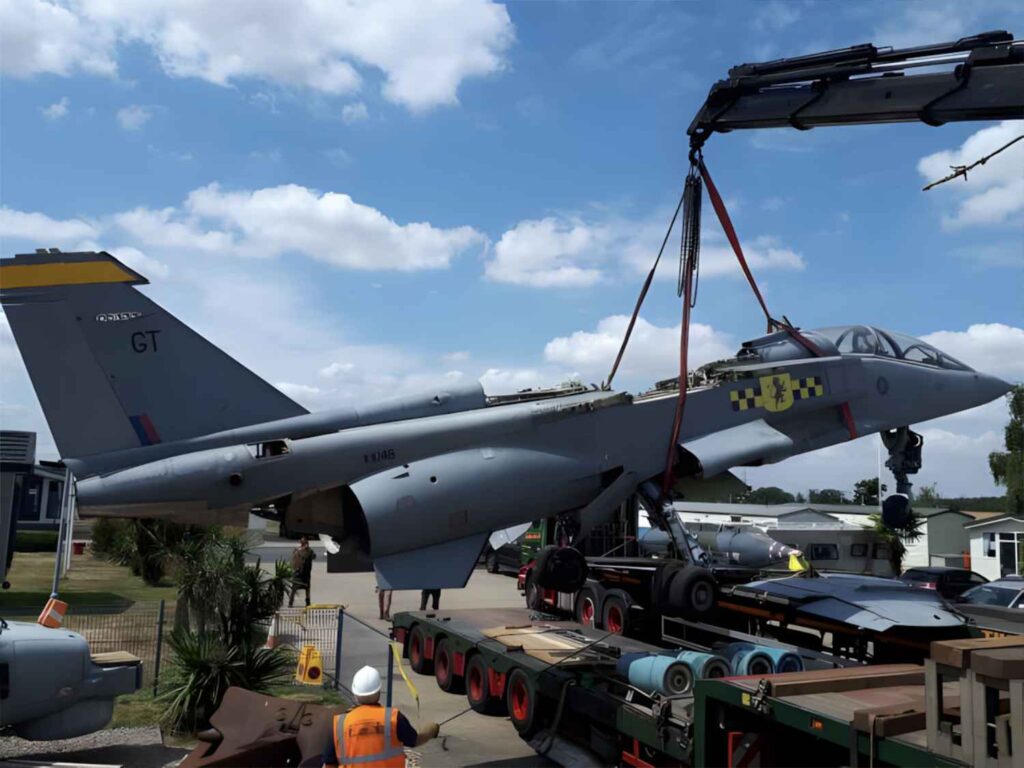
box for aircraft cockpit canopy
[735,325,974,370]
[815,326,973,371]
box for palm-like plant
[869,510,924,575]
[162,529,296,731]
[160,630,293,733]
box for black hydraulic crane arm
[687,30,1024,152]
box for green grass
[1,551,178,612]
[13,530,59,552]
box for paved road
[274,548,549,767]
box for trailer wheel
[409,624,433,675]
[507,668,542,737]
[574,585,601,627]
[602,594,630,635]
[434,637,464,694]
[524,572,544,611]
[533,546,588,593]
[465,654,505,715]
[668,566,716,616]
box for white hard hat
[352,665,382,698]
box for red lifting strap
[697,158,858,442]
[698,159,823,360]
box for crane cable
[606,150,847,499]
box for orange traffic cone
[38,598,68,629]
[264,613,279,649]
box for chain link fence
[4,601,405,699]
[3,600,172,689]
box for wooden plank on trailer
[766,666,924,697]
[969,648,1024,681]
[931,636,1024,670]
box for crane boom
[687,30,1024,151]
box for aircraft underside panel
[681,419,794,477]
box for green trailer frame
[692,677,966,767]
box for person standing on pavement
[289,536,316,607]
[419,589,441,611]
[323,665,439,768]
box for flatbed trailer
[392,607,862,766]
[393,608,700,765]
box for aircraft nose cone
[976,373,1012,406]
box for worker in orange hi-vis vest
[323,666,439,768]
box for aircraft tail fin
[0,250,307,461]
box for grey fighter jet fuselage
[0,251,1011,588]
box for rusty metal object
[180,687,344,767]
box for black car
[483,540,524,575]
[899,566,988,599]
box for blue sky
[1,0,1022,498]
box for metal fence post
[334,607,344,691]
[153,599,166,696]
[385,642,394,708]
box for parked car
[960,577,1024,609]
[483,539,525,575]
[955,577,1024,636]
[899,566,988,599]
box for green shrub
[159,630,293,733]
[13,531,59,552]
[90,518,128,558]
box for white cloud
[2,0,514,112]
[486,217,608,287]
[922,323,1024,380]
[106,246,170,280]
[870,0,1018,50]
[488,210,804,289]
[342,102,369,124]
[917,121,1024,230]
[0,207,99,244]
[117,105,154,131]
[113,183,486,271]
[319,362,355,378]
[443,351,471,363]
[0,0,116,77]
[41,97,70,120]
[752,1,801,32]
[544,315,734,385]
[324,148,353,167]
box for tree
[852,477,887,506]
[743,486,796,504]
[915,483,941,507]
[870,511,924,575]
[794,492,807,504]
[809,488,846,504]
[989,384,1024,516]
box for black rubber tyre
[525,572,545,611]
[574,584,602,628]
[434,637,464,694]
[506,668,544,737]
[668,566,716,616]
[601,593,630,635]
[486,551,500,574]
[533,546,588,592]
[409,624,433,675]
[654,562,684,610]
[465,654,505,715]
